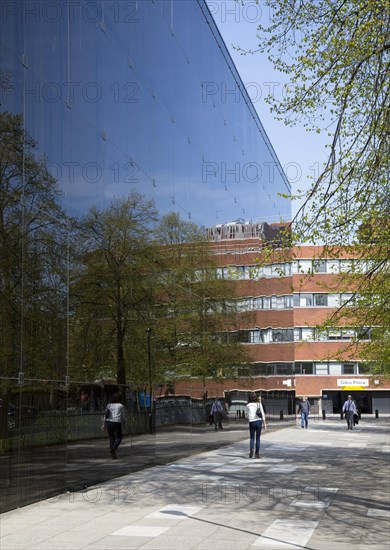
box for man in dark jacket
[297,397,311,429]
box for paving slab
[1,418,389,549]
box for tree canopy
[0,111,68,381]
[251,0,390,374]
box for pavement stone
[1,417,389,550]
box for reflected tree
[153,212,249,390]
[0,111,68,382]
[70,193,158,386]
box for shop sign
[337,378,369,390]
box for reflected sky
[0,0,291,227]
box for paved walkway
[1,418,389,549]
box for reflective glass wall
[0,0,291,511]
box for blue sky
[207,0,329,218]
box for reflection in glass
[0,0,291,511]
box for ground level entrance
[321,390,390,414]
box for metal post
[322,410,326,420]
[147,328,153,434]
[375,409,379,419]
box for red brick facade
[173,224,390,414]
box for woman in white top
[101,392,126,459]
[245,393,267,459]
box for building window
[272,329,284,342]
[275,363,294,375]
[312,260,327,272]
[341,329,355,340]
[315,363,329,375]
[294,328,313,341]
[314,294,328,306]
[340,293,355,305]
[301,362,314,375]
[342,364,355,375]
[327,260,340,273]
[263,296,271,309]
[300,294,313,307]
[237,330,250,343]
[356,327,372,340]
[253,297,262,309]
[327,329,342,340]
[272,329,294,342]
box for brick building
[174,221,390,417]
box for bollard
[340,412,343,420]
[280,410,284,420]
[375,409,379,418]
[322,410,326,420]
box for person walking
[101,392,126,458]
[210,398,224,431]
[80,390,90,412]
[342,394,357,430]
[245,393,267,459]
[297,397,310,429]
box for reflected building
[0,0,291,511]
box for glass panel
[263,265,272,277]
[253,297,262,309]
[312,260,327,273]
[315,364,329,375]
[341,293,355,305]
[301,294,313,307]
[342,329,355,340]
[327,260,340,273]
[299,260,312,273]
[301,362,314,375]
[272,329,283,342]
[328,329,342,340]
[263,296,271,309]
[251,330,261,343]
[328,294,340,307]
[1,0,292,512]
[275,364,293,375]
[343,364,355,374]
[291,261,300,274]
[314,294,328,306]
[340,260,354,272]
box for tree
[152,212,249,389]
[70,194,158,387]
[250,0,390,374]
[0,111,68,382]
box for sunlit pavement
[1,417,389,549]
